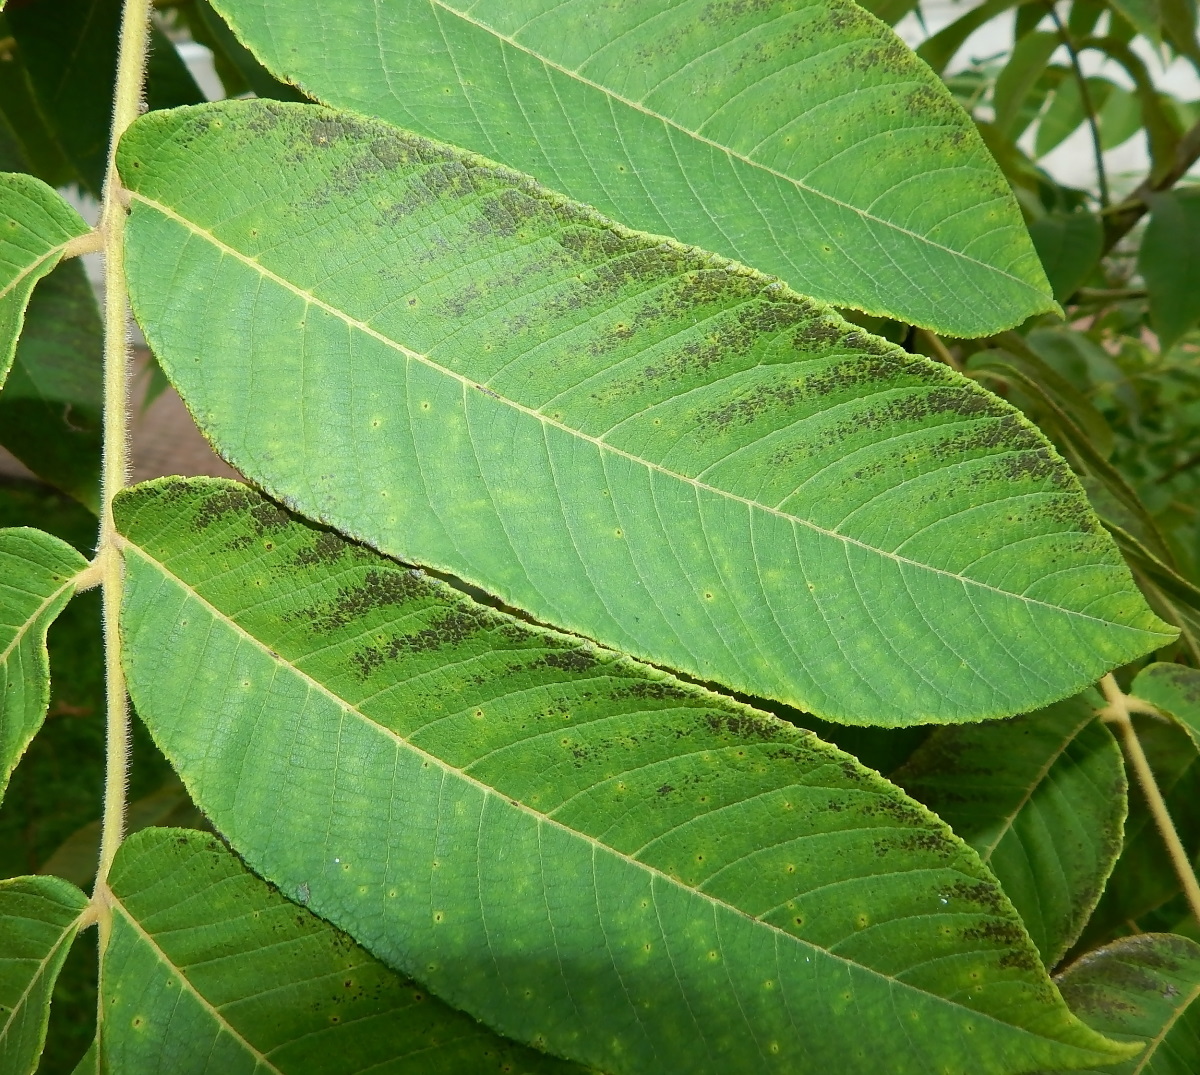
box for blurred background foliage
[1,0,1198,1070]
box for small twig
[1046,3,1110,208]
[1103,116,1200,253]
[1100,674,1200,924]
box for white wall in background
[895,0,1200,194]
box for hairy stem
[93,0,153,899]
[1101,674,1200,924]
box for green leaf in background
[172,0,306,102]
[0,173,89,391]
[1055,933,1200,1073]
[120,100,1171,726]
[117,476,1137,1075]
[0,258,102,511]
[0,15,75,189]
[1109,0,1163,42]
[893,692,1125,967]
[209,0,1056,335]
[1073,716,1200,954]
[0,874,88,1075]
[1035,74,1114,158]
[917,0,1033,74]
[6,0,205,194]
[1098,84,1144,149]
[1139,190,1200,354]
[97,827,587,1074]
[0,527,87,804]
[1028,211,1104,302]
[994,31,1061,136]
[1131,662,1200,749]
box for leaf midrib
[976,711,1095,861]
[1131,975,1200,1075]
[125,537,1102,1053]
[132,193,1156,637]
[109,896,282,1074]
[0,574,77,668]
[426,0,1040,295]
[0,241,67,307]
[0,907,83,1047]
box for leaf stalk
[93,0,153,902]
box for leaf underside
[0,526,88,803]
[209,0,1056,335]
[0,172,89,390]
[117,476,1135,1075]
[0,874,88,1075]
[119,100,1170,727]
[894,691,1126,967]
[1055,932,1200,1074]
[98,827,588,1074]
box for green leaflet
[93,827,586,1074]
[1131,662,1200,749]
[0,527,88,804]
[894,692,1126,967]
[208,0,1055,335]
[119,100,1172,726]
[1139,191,1200,354]
[1054,933,1200,1074]
[0,874,89,1075]
[0,173,90,391]
[1073,717,1200,953]
[0,257,103,510]
[117,477,1137,1075]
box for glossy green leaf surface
[98,827,586,1074]
[0,874,88,1075]
[209,0,1056,335]
[894,692,1125,967]
[0,527,88,804]
[0,257,103,510]
[117,477,1136,1075]
[1131,662,1200,750]
[0,173,89,391]
[120,100,1171,726]
[1055,933,1200,1074]
[1140,191,1200,353]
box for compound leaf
[208,0,1055,335]
[0,173,90,391]
[117,476,1137,1075]
[894,692,1126,967]
[1055,933,1200,1074]
[119,101,1171,727]
[0,874,89,1075]
[0,527,88,804]
[97,827,587,1074]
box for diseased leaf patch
[120,100,1171,727]
[117,477,1137,1075]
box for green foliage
[209,0,1058,336]
[1055,932,1200,1073]
[3,0,1200,1070]
[894,691,1126,966]
[0,874,88,1075]
[120,99,1168,726]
